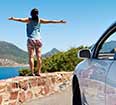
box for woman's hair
[30,8,39,22]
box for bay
[0,66,28,80]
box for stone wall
[0,72,72,105]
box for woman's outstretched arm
[8,17,29,23]
[40,18,66,24]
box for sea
[0,66,28,80]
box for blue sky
[1,0,116,54]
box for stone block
[0,95,2,104]
[25,91,33,100]
[19,80,28,91]
[8,100,16,105]
[10,91,18,100]
[7,82,19,92]
[18,91,25,103]
[29,78,38,87]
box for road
[23,86,72,105]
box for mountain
[0,41,28,66]
[100,40,116,53]
[42,48,60,58]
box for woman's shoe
[36,74,41,76]
[30,73,35,76]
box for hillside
[42,48,60,58]
[0,41,28,66]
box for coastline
[0,64,29,68]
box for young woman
[8,8,66,76]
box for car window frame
[92,23,116,59]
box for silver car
[73,22,116,105]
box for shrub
[19,68,30,76]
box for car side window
[98,32,116,59]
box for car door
[106,61,116,105]
[99,31,116,105]
[77,57,113,105]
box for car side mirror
[78,49,91,59]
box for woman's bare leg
[28,47,35,75]
[35,47,42,75]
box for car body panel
[106,61,116,105]
[74,59,114,105]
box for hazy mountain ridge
[0,41,60,66]
[42,48,60,58]
[0,41,28,66]
[100,40,116,53]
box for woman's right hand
[60,20,66,23]
[8,17,14,20]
